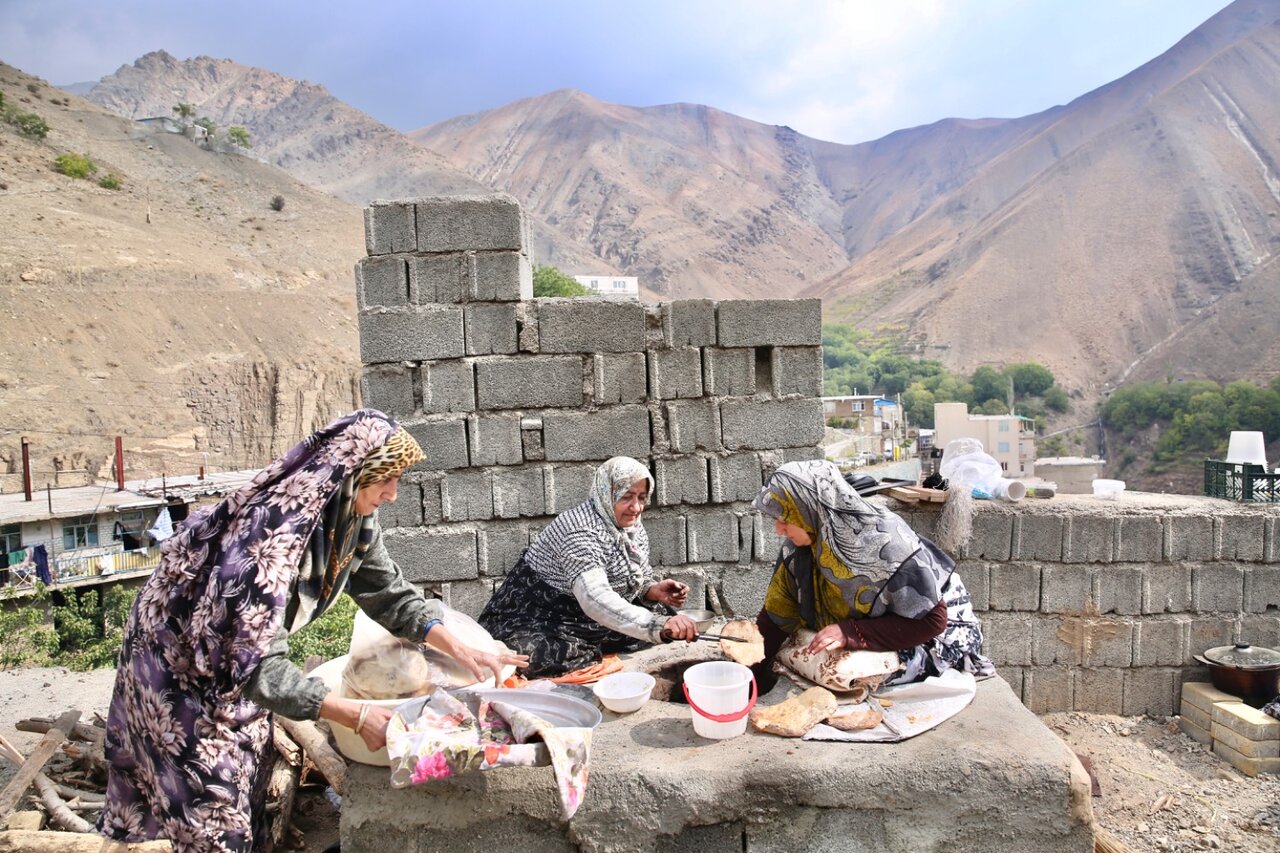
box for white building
[573,274,639,299]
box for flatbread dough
[750,686,838,737]
[825,704,884,731]
[342,640,433,700]
[719,619,765,666]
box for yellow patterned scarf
[355,427,425,488]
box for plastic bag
[939,438,1003,498]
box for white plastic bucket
[681,661,756,739]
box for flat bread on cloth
[804,669,979,743]
[749,686,838,737]
[774,628,902,693]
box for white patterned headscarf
[588,456,653,535]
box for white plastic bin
[682,661,756,739]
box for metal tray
[457,687,604,729]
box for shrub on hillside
[227,126,251,148]
[5,108,49,139]
[54,152,96,179]
[270,194,285,211]
[98,172,122,190]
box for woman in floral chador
[97,410,525,852]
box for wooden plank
[0,709,80,820]
[883,487,922,503]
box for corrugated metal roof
[0,485,165,526]
[125,469,260,501]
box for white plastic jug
[682,661,756,739]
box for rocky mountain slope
[0,62,364,487]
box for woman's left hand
[806,624,847,656]
[645,579,690,608]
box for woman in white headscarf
[480,456,699,677]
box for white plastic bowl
[1092,478,1126,499]
[592,671,656,714]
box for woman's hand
[357,704,396,752]
[660,614,698,642]
[645,579,690,608]
[805,624,847,655]
[425,623,529,685]
[319,694,396,752]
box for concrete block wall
[358,195,822,622]
[895,496,1280,717]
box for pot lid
[1201,642,1280,669]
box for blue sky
[1,0,1231,144]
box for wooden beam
[0,710,80,820]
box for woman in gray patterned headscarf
[480,456,699,677]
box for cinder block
[752,514,785,566]
[1118,517,1164,562]
[1074,668,1124,714]
[1142,564,1192,613]
[404,418,469,471]
[364,201,415,255]
[492,466,545,518]
[538,300,646,353]
[665,399,723,453]
[1095,566,1144,615]
[1033,614,1132,666]
[709,453,762,503]
[955,561,990,611]
[961,510,1013,560]
[988,562,1041,611]
[384,529,479,582]
[516,302,539,352]
[1014,515,1064,561]
[1168,515,1214,561]
[1244,567,1280,613]
[376,480,422,529]
[477,524,528,576]
[1040,564,1092,613]
[1123,668,1178,716]
[422,359,475,414]
[360,364,416,419]
[702,347,755,397]
[545,465,595,514]
[648,347,703,400]
[1181,681,1239,714]
[356,255,409,307]
[521,419,544,461]
[1268,517,1279,563]
[644,511,688,568]
[464,303,519,355]
[1220,515,1267,562]
[471,251,532,301]
[997,666,1025,702]
[542,405,651,462]
[716,299,822,347]
[474,356,584,410]
[1211,699,1280,741]
[979,613,1034,666]
[1185,617,1237,665]
[1239,613,1280,650]
[419,475,443,524]
[1065,516,1115,563]
[409,253,466,304]
[686,509,741,562]
[1178,715,1212,746]
[1192,564,1245,612]
[663,567,707,609]
[1212,720,1280,758]
[1212,738,1280,776]
[662,300,716,347]
[737,515,756,564]
[358,306,465,363]
[654,456,709,506]
[716,564,772,618]
[439,579,496,619]
[441,469,494,521]
[1024,667,1073,714]
[781,446,823,463]
[770,347,823,397]
[593,353,647,404]
[415,194,527,253]
[467,413,524,466]
[720,398,824,450]
[1134,616,1188,666]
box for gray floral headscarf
[588,456,653,532]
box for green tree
[53,152,96,179]
[533,265,591,297]
[1043,385,1070,413]
[1009,362,1055,396]
[172,102,196,122]
[976,398,1009,416]
[970,366,1009,407]
[227,125,252,148]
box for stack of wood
[0,709,348,852]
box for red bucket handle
[682,676,758,723]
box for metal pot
[1193,642,1280,709]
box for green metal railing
[1204,460,1280,502]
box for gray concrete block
[665,400,723,453]
[687,509,741,562]
[1014,515,1064,561]
[1186,616,1238,663]
[420,475,443,524]
[900,507,940,541]
[654,456,709,506]
[716,299,822,347]
[1142,564,1191,613]
[516,301,540,353]
[415,194,528,253]
[441,468,494,521]
[663,567,707,610]
[464,303,519,355]
[358,306,465,364]
[708,453,762,503]
[997,666,1025,702]
[542,405,651,462]
[1117,517,1164,562]
[471,251,532,301]
[644,511,688,568]
[988,562,1041,611]
[492,466,545,519]
[593,353,647,404]
[1095,566,1144,615]
[782,446,824,463]
[955,561,990,611]
[1168,515,1215,561]
[1192,564,1245,612]
[384,529,478,582]
[960,511,1014,560]
[409,253,466,304]
[716,564,772,618]
[1122,668,1179,716]
[360,364,415,420]
[1040,564,1092,613]
[980,613,1034,666]
[1239,614,1280,650]
[478,524,529,577]
[467,413,524,466]
[702,347,755,397]
[521,419,544,461]
[404,418,469,471]
[356,255,409,308]
[474,356,584,410]
[1073,668,1124,714]
[1134,616,1188,666]
[422,359,475,414]
[753,514,785,567]
[737,514,756,565]
[720,398,824,450]
[1269,517,1279,563]
[1244,566,1280,613]
[662,300,716,347]
[1033,615,1132,667]
[1064,516,1115,563]
[375,480,422,528]
[1220,515,1266,562]
[648,347,703,400]
[1024,668,1073,714]
[440,579,497,619]
[545,465,595,514]
[364,201,415,256]
[770,347,823,397]
[538,300,646,353]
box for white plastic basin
[592,671,656,713]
